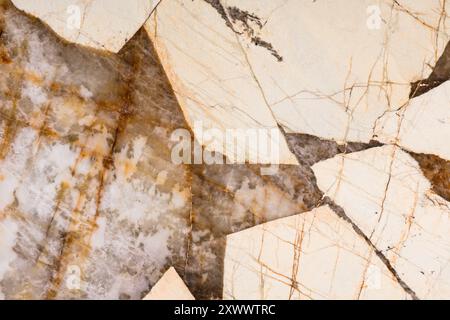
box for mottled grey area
[0,2,191,299]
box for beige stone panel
[12,0,160,52]
[313,146,450,299]
[143,267,194,300]
[145,0,298,165]
[224,206,409,300]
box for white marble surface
[146,0,450,162]
[12,0,160,52]
[224,205,410,300]
[1,0,449,300]
[375,80,450,160]
[313,146,450,299]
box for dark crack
[323,198,419,300]
[285,133,382,167]
[410,40,450,98]
[203,0,283,62]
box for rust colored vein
[0,98,18,160]
[44,51,137,300]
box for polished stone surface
[0,0,449,300]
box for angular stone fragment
[223,205,410,300]
[146,0,450,162]
[312,146,450,299]
[11,0,160,52]
[145,0,298,165]
[375,80,450,160]
[186,162,324,299]
[143,267,194,300]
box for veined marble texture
[11,0,161,53]
[0,0,448,300]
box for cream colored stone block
[143,267,195,300]
[224,206,410,300]
[312,146,450,299]
[12,0,160,52]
